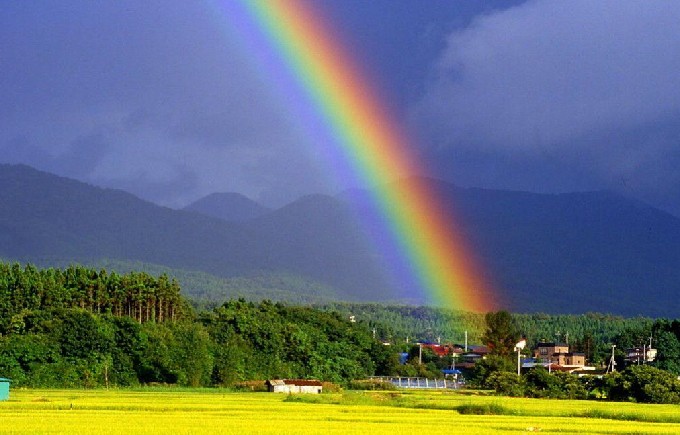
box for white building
[266,379,323,394]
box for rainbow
[217,0,498,312]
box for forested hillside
[0,263,392,387]
[3,164,680,316]
[2,263,680,390]
[318,303,664,367]
[19,258,340,306]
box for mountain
[424,179,680,316]
[0,164,259,274]
[244,194,394,301]
[0,164,391,302]
[2,164,680,316]
[183,192,270,222]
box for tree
[607,365,680,403]
[483,311,520,357]
[471,355,515,388]
[486,370,525,396]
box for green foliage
[483,311,520,357]
[0,262,186,331]
[3,260,680,405]
[486,371,524,397]
[206,299,378,385]
[455,403,510,415]
[607,365,680,404]
[318,302,486,344]
[522,367,588,399]
[346,379,397,391]
[650,319,680,374]
[470,355,515,388]
[0,263,395,388]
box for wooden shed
[266,379,323,394]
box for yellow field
[1,388,679,434]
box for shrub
[233,380,267,392]
[606,365,680,404]
[486,371,524,397]
[346,379,396,391]
[321,381,342,393]
[470,355,515,388]
[524,367,561,398]
[456,403,509,415]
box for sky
[2,0,680,216]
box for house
[624,347,657,365]
[533,342,586,368]
[457,345,490,369]
[266,379,323,394]
[420,342,465,357]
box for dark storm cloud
[3,0,680,215]
[0,0,325,207]
[413,0,680,215]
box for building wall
[534,344,586,367]
[270,384,322,394]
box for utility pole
[464,330,468,352]
[606,345,616,373]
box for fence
[368,376,460,389]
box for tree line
[0,262,186,329]
[0,263,395,388]
[468,311,680,404]
[319,303,657,367]
[2,262,680,401]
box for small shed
[266,379,323,394]
[0,378,10,401]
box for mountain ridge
[183,192,270,222]
[2,163,679,317]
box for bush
[456,403,509,415]
[607,365,680,404]
[486,371,524,397]
[346,379,396,391]
[321,381,342,393]
[470,355,515,388]
[233,380,267,392]
[552,371,588,400]
[524,367,561,398]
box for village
[266,339,659,394]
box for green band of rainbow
[226,0,497,312]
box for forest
[0,263,393,387]
[1,262,680,395]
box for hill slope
[0,164,391,302]
[427,180,680,316]
[0,164,260,274]
[2,164,680,316]
[183,192,270,222]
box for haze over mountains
[184,193,270,222]
[1,163,679,317]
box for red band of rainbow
[216,0,498,312]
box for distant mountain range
[183,192,270,222]
[1,163,679,317]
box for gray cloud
[3,1,680,216]
[414,0,680,215]
[0,0,330,208]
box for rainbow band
[223,0,496,312]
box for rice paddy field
[1,388,679,434]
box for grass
[1,388,680,434]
